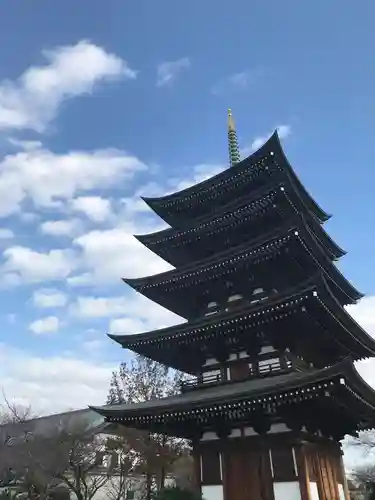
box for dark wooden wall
[195,432,350,500]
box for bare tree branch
[107,356,192,497]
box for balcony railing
[254,361,282,377]
[180,360,293,392]
[180,372,222,392]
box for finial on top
[227,108,240,167]
[228,108,236,132]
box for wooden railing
[252,361,282,377]
[180,360,292,392]
[180,372,222,392]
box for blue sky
[0,0,374,423]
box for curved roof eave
[89,359,368,419]
[123,213,308,292]
[342,360,375,408]
[122,214,354,303]
[134,175,287,247]
[109,275,323,351]
[298,217,361,303]
[318,275,374,355]
[273,131,331,222]
[142,132,277,207]
[140,131,330,226]
[112,274,375,362]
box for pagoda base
[194,427,350,500]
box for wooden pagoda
[92,110,375,500]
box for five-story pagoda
[93,111,375,500]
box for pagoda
[92,110,375,500]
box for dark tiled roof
[0,408,105,443]
[92,363,347,417]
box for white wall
[201,485,224,500]
[273,482,302,500]
[338,484,346,500]
[309,482,320,500]
[69,474,175,500]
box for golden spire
[227,108,240,167]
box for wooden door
[230,360,249,381]
[225,444,266,500]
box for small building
[92,110,375,500]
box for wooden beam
[295,444,311,500]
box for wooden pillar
[326,449,340,500]
[316,450,330,500]
[313,461,323,500]
[324,453,339,500]
[312,443,347,500]
[295,444,311,500]
[221,444,229,500]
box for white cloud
[29,316,60,335]
[1,246,76,286]
[227,72,249,88]
[0,40,136,132]
[40,219,83,237]
[347,296,375,390]
[170,163,224,193]
[0,146,146,217]
[347,296,375,334]
[19,212,39,224]
[156,57,190,87]
[0,344,115,414]
[70,296,129,318]
[69,293,182,334]
[69,228,171,287]
[108,302,180,334]
[344,297,375,468]
[70,196,112,222]
[7,138,43,151]
[211,68,264,95]
[0,228,14,239]
[82,339,107,353]
[248,124,292,153]
[32,288,68,308]
[109,317,146,335]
